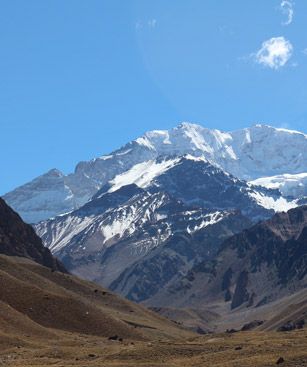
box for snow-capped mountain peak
[4,122,307,223]
[135,122,234,158]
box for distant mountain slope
[0,197,65,272]
[4,123,307,223]
[109,211,251,303]
[150,287,307,333]
[35,155,288,290]
[35,186,251,288]
[148,206,307,313]
[97,155,295,216]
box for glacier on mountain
[250,173,307,199]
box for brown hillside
[0,254,192,342]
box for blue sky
[1,0,307,194]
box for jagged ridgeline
[4,123,307,223]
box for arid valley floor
[1,329,307,367]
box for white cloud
[280,0,294,26]
[303,49,307,55]
[254,37,293,70]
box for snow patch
[108,158,181,193]
[250,173,307,198]
[187,211,226,234]
[99,155,113,160]
[249,191,297,212]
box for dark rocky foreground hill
[0,197,66,272]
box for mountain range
[1,196,307,365]
[2,122,307,334]
[34,155,287,292]
[1,187,307,339]
[4,123,307,223]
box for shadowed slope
[0,197,66,272]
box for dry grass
[1,255,307,366]
[1,329,307,366]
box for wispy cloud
[253,37,293,70]
[135,19,157,31]
[148,19,157,28]
[280,0,294,26]
[302,49,307,56]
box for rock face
[148,206,307,311]
[35,155,290,294]
[4,123,307,223]
[0,197,66,272]
[109,212,251,303]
